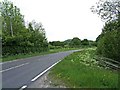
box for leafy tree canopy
[91,0,120,22]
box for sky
[9,0,104,41]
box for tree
[0,0,25,36]
[91,0,120,22]
[28,22,34,32]
[27,21,48,49]
[95,20,118,43]
[70,37,81,47]
[91,0,120,62]
[81,39,89,46]
[1,0,48,56]
[49,41,64,47]
[97,30,120,62]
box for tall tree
[1,0,49,56]
[70,37,81,47]
[91,0,120,62]
[91,0,120,22]
[0,0,25,36]
[81,39,89,46]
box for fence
[94,55,120,70]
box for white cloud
[9,0,104,41]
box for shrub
[97,30,120,62]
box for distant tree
[63,39,72,46]
[89,40,97,46]
[49,41,64,47]
[70,37,81,47]
[81,39,89,46]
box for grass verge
[2,48,79,62]
[49,48,118,88]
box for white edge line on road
[0,59,24,65]
[31,60,62,82]
[19,85,27,90]
[19,60,62,90]
[0,63,29,73]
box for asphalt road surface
[1,50,79,89]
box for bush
[48,45,62,49]
[97,30,120,62]
[2,34,48,57]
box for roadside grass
[49,48,118,88]
[2,48,79,62]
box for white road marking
[1,50,78,65]
[19,85,27,90]
[1,55,39,65]
[0,63,29,73]
[0,59,24,65]
[31,60,62,82]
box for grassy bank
[49,48,118,88]
[2,48,79,62]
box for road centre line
[31,60,62,82]
[0,63,29,73]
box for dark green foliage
[96,33,104,42]
[49,41,65,49]
[81,39,89,46]
[103,20,119,33]
[69,37,81,47]
[92,0,120,63]
[49,39,96,49]
[63,39,72,45]
[49,41,64,47]
[89,40,97,47]
[1,0,48,57]
[97,30,120,62]
[96,20,120,63]
[1,0,25,36]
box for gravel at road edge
[28,71,66,88]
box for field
[49,48,118,88]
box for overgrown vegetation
[1,0,48,57]
[0,0,97,61]
[97,30,120,62]
[49,48,118,88]
[91,0,120,63]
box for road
[1,50,79,89]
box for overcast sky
[9,0,104,41]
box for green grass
[49,48,118,88]
[2,48,79,62]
